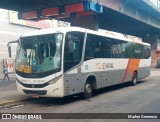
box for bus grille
[23,90,47,95]
[19,82,49,88]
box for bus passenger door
[63,31,85,95]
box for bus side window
[50,42,56,57]
[94,47,101,58]
[85,46,94,60]
[64,32,85,72]
[85,34,114,59]
[85,34,102,59]
[101,38,111,58]
[65,36,74,61]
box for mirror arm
[7,40,18,47]
[7,40,19,58]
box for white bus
[8,27,151,98]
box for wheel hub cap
[85,84,91,93]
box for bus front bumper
[16,81,64,98]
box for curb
[0,98,29,106]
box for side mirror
[8,45,12,58]
[7,40,18,58]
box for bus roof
[21,26,150,46]
[21,27,85,37]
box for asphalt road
[0,74,29,103]
[0,75,160,122]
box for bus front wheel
[130,72,138,86]
[82,81,93,99]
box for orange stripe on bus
[122,59,140,82]
[128,59,140,76]
[122,60,130,83]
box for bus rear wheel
[82,81,93,99]
[130,72,138,86]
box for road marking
[0,98,29,105]
[11,104,24,109]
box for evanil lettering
[96,63,114,70]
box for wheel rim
[85,84,91,94]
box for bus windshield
[16,33,63,75]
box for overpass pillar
[143,35,160,68]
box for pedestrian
[3,66,9,81]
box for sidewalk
[0,74,30,105]
[0,73,15,80]
[150,68,160,77]
[0,69,159,105]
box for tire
[82,81,93,99]
[130,72,138,86]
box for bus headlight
[47,75,62,85]
[16,78,21,83]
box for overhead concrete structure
[1,0,160,67]
[0,0,160,37]
[0,0,86,11]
